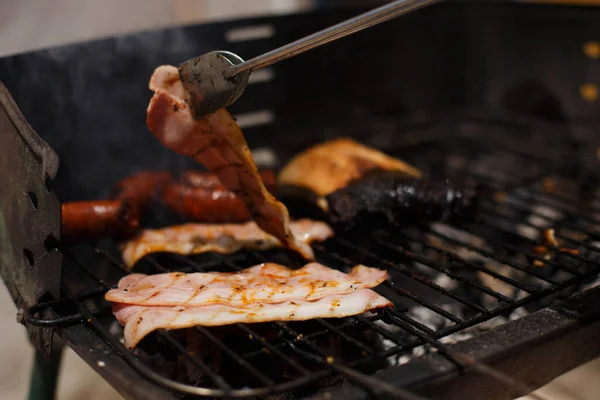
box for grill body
[2,1,600,399]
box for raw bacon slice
[105,263,387,307]
[113,291,391,349]
[120,219,333,268]
[106,262,391,349]
[146,65,310,258]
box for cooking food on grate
[107,262,391,349]
[111,170,173,209]
[61,171,173,243]
[114,287,391,348]
[162,169,277,223]
[326,171,482,231]
[146,65,311,259]
[120,219,334,268]
[532,228,580,267]
[61,199,141,243]
[107,262,384,306]
[278,137,422,211]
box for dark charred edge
[325,174,484,232]
[277,184,331,221]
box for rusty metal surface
[0,81,61,358]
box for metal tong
[179,0,441,118]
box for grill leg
[28,349,62,400]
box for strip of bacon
[120,219,333,268]
[146,65,310,258]
[113,289,392,349]
[106,263,386,307]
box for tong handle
[224,0,441,79]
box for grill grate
[22,112,600,399]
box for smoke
[0,23,215,201]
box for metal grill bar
[479,212,596,268]
[324,239,498,311]
[289,346,430,400]
[465,224,584,276]
[50,233,583,399]
[424,227,562,282]
[19,111,600,399]
[386,313,548,400]
[314,241,471,319]
[194,326,278,386]
[482,204,597,257]
[373,234,538,295]
[22,192,600,399]
[156,330,234,391]
[483,199,600,256]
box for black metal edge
[309,285,600,400]
[58,321,178,400]
[0,80,62,358]
[0,82,59,178]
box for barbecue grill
[2,1,600,399]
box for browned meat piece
[61,200,140,243]
[111,170,173,208]
[61,171,171,243]
[162,170,276,223]
[146,65,312,259]
[278,137,422,210]
[325,173,482,231]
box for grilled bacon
[120,219,333,268]
[106,263,385,306]
[107,263,391,349]
[146,65,310,259]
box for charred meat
[278,137,422,211]
[326,172,482,231]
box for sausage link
[112,171,173,207]
[163,170,276,223]
[61,199,140,243]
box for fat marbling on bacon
[146,65,310,258]
[120,219,333,268]
[107,263,391,349]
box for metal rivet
[579,83,599,102]
[583,41,600,59]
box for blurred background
[0,1,599,399]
